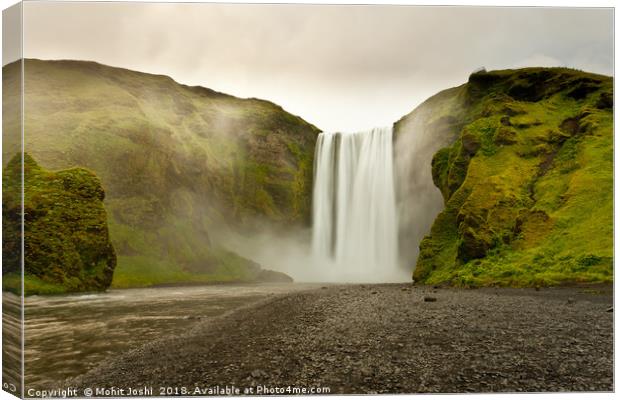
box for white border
[0,2,616,400]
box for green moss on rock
[2,153,116,294]
[411,68,613,287]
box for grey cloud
[3,2,21,65]
[21,2,613,131]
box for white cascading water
[312,127,405,282]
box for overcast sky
[11,2,615,132]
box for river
[10,283,319,390]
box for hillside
[2,59,320,288]
[396,68,613,286]
[2,153,116,294]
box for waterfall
[312,127,404,282]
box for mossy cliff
[2,153,116,294]
[399,68,612,287]
[2,59,318,288]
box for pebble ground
[70,283,613,394]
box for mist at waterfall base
[393,105,456,270]
[213,123,447,283]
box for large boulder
[3,153,117,294]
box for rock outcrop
[2,153,116,294]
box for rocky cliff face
[3,154,116,294]
[2,59,318,287]
[396,68,613,286]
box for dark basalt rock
[596,92,613,109]
[457,227,492,262]
[567,82,600,100]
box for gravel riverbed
[69,283,613,394]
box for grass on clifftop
[413,68,612,287]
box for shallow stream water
[16,283,319,389]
